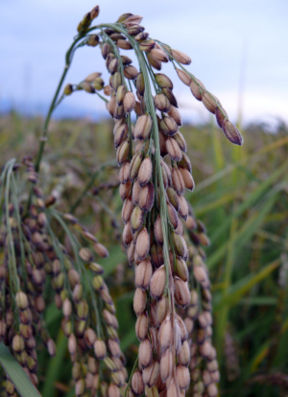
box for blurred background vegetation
[0,112,288,396]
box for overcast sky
[0,0,287,126]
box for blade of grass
[215,214,238,358]
[0,343,41,397]
[211,161,288,245]
[208,190,279,269]
[214,258,280,309]
[192,136,288,193]
[41,332,67,397]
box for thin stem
[94,196,120,229]
[11,173,27,281]
[4,159,20,293]
[143,54,159,94]
[69,159,116,213]
[26,33,90,213]
[124,357,138,397]
[34,65,68,173]
[95,90,108,103]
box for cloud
[0,0,287,125]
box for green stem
[4,159,20,293]
[26,33,89,213]
[95,90,108,103]
[124,357,138,397]
[34,65,68,173]
[69,160,116,213]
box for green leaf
[41,332,67,397]
[210,161,288,245]
[214,259,280,309]
[0,343,41,397]
[208,190,279,269]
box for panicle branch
[1,4,243,396]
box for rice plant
[1,4,287,397]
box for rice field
[1,111,287,396]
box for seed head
[123,91,136,112]
[171,48,191,65]
[159,116,178,137]
[166,378,180,397]
[15,291,29,310]
[75,379,85,396]
[136,73,145,96]
[94,339,107,359]
[110,72,122,90]
[163,87,178,107]
[135,260,153,289]
[64,84,73,96]
[172,167,185,195]
[167,202,179,229]
[148,48,169,63]
[149,265,166,299]
[135,228,150,261]
[108,339,121,358]
[176,365,190,390]
[135,313,149,340]
[207,383,218,397]
[151,296,169,327]
[177,195,189,219]
[176,68,192,86]
[137,157,153,186]
[168,106,182,125]
[12,334,25,352]
[174,257,188,281]
[172,232,188,259]
[202,91,218,114]
[130,206,144,232]
[124,65,139,80]
[223,120,243,145]
[174,278,190,306]
[68,334,77,355]
[93,243,109,258]
[153,215,163,244]
[138,183,155,212]
[139,39,155,51]
[193,264,209,287]
[166,138,182,162]
[117,39,132,50]
[177,340,190,365]
[142,361,160,387]
[190,78,205,100]
[154,93,171,112]
[113,121,128,148]
[119,162,131,184]
[158,315,173,352]
[116,85,126,105]
[160,348,173,382]
[133,288,147,315]
[139,339,153,368]
[155,73,173,89]
[122,222,133,247]
[63,298,72,317]
[90,5,100,20]
[131,370,144,395]
[129,152,142,181]
[119,181,132,200]
[134,114,152,140]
